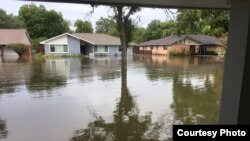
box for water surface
[0,55,224,141]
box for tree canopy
[176,9,229,37]
[128,9,229,43]
[74,20,93,33]
[95,17,118,36]
[19,4,70,39]
[0,9,25,29]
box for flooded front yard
[0,55,224,141]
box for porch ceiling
[23,0,231,9]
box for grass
[33,53,84,61]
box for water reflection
[171,69,222,124]
[0,118,8,139]
[135,55,223,124]
[25,60,67,93]
[70,61,172,141]
[0,56,223,141]
[0,59,31,95]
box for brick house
[136,35,223,55]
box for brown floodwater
[0,55,224,141]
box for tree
[143,20,162,41]
[19,4,70,39]
[112,6,141,78]
[176,9,229,37]
[0,9,25,28]
[74,20,93,33]
[95,17,118,36]
[132,27,146,43]
[176,10,202,35]
[160,20,178,37]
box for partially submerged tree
[111,6,141,75]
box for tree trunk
[116,6,128,83]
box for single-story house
[40,33,133,56]
[0,29,32,58]
[136,35,224,55]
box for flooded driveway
[0,55,224,141]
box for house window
[119,46,122,51]
[63,45,68,52]
[94,45,108,53]
[50,45,68,53]
[150,46,153,50]
[105,46,108,52]
[50,45,55,52]
[163,45,168,50]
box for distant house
[136,35,223,55]
[40,33,133,56]
[0,29,32,58]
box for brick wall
[167,45,191,55]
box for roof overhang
[22,0,231,9]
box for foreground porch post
[220,0,250,124]
[0,46,3,57]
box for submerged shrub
[6,43,29,57]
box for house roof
[73,33,121,45]
[0,29,32,45]
[138,35,221,46]
[40,33,136,46]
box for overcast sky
[0,0,172,30]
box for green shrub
[6,43,29,57]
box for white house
[40,33,133,56]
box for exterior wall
[152,46,167,55]
[137,45,167,55]
[44,35,81,55]
[67,36,81,54]
[45,35,68,44]
[109,45,119,56]
[127,47,133,55]
[167,45,191,55]
[44,44,50,54]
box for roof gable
[40,33,81,44]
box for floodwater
[0,55,224,141]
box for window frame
[93,45,109,53]
[49,44,69,53]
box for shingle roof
[138,35,221,46]
[0,29,32,45]
[73,33,121,45]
